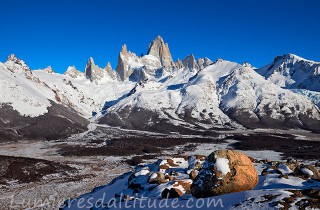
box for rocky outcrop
[242,61,255,69]
[5,54,31,73]
[175,59,184,69]
[197,57,213,69]
[64,66,84,78]
[43,66,54,74]
[4,54,41,83]
[115,44,162,81]
[85,57,117,82]
[115,44,137,81]
[85,57,102,82]
[104,61,116,79]
[181,54,199,71]
[191,150,258,198]
[176,56,213,71]
[147,35,176,72]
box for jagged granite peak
[176,55,212,71]
[181,54,199,71]
[104,61,118,79]
[105,62,112,71]
[84,57,110,82]
[115,44,160,81]
[120,44,128,56]
[116,44,135,81]
[147,35,176,71]
[257,53,320,91]
[64,65,84,78]
[197,57,213,69]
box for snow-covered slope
[100,59,320,132]
[0,55,54,117]
[33,69,135,118]
[291,89,320,108]
[256,53,320,91]
[0,55,88,141]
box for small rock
[167,159,179,167]
[195,155,206,161]
[159,164,169,170]
[148,172,166,184]
[189,170,197,180]
[165,174,173,181]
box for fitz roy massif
[1,36,320,141]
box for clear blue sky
[1,0,320,73]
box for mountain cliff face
[115,39,168,81]
[85,57,116,82]
[147,35,176,72]
[257,54,320,91]
[2,38,320,138]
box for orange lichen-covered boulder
[191,150,258,198]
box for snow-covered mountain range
[1,36,320,139]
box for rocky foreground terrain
[0,125,319,209]
[61,148,320,210]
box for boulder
[191,150,258,198]
[161,188,183,199]
[304,165,320,179]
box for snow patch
[215,158,230,175]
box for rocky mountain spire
[115,44,136,81]
[147,35,176,71]
[104,61,118,79]
[105,62,112,72]
[85,57,106,82]
[120,44,128,57]
[85,57,94,80]
[181,54,199,71]
[197,57,213,70]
